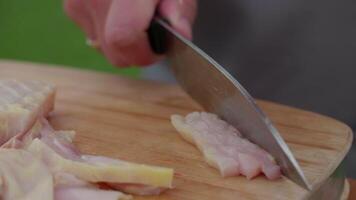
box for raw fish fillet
[54,173,132,200]
[171,112,281,180]
[0,147,123,200]
[0,80,55,145]
[0,149,53,200]
[0,79,174,199]
[108,184,166,196]
[27,138,173,188]
[4,118,173,196]
[55,187,132,200]
[21,119,173,189]
[82,155,167,195]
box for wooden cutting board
[0,60,353,199]
[349,179,356,200]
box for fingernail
[176,18,192,40]
[86,38,100,49]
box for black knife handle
[147,18,169,54]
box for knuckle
[105,27,136,48]
[108,56,127,67]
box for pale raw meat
[0,80,55,145]
[54,172,90,188]
[0,79,174,199]
[36,119,82,160]
[0,149,53,200]
[26,138,173,188]
[108,184,166,196]
[2,119,81,161]
[82,155,167,195]
[55,187,132,200]
[21,119,173,189]
[54,173,132,200]
[4,118,173,195]
[171,112,281,180]
[1,120,43,149]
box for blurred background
[0,0,139,77]
[0,0,355,178]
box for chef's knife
[148,18,311,190]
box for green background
[0,0,140,77]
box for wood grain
[0,60,353,199]
[348,179,356,200]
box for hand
[64,0,197,67]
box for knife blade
[148,18,311,190]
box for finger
[63,0,96,40]
[83,0,112,48]
[159,0,197,40]
[103,0,161,66]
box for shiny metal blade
[154,19,311,190]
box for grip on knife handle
[147,18,168,54]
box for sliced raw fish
[1,120,43,149]
[82,155,167,195]
[0,80,55,145]
[2,119,81,160]
[55,187,132,200]
[171,112,281,180]
[108,184,166,196]
[54,173,132,200]
[4,117,173,195]
[0,79,174,198]
[0,149,53,200]
[27,137,173,188]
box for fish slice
[148,18,311,190]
